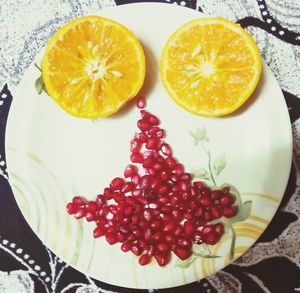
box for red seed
[179,181,188,191]
[164,222,176,233]
[148,126,160,136]
[130,152,143,163]
[153,162,163,171]
[93,227,106,238]
[131,175,140,186]
[124,164,138,178]
[131,214,140,225]
[150,220,162,229]
[121,242,132,252]
[146,137,160,150]
[140,110,150,119]
[223,206,237,218]
[161,206,171,214]
[103,188,113,200]
[117,232,126,242]
[183,212,193,220]
[85,212,95,222]
[131,138,142,153]
[143,157,154,168]
[219,194,235,206]
[178,238,192,248]
[66,203,75,214]
[205,231,219,245]
[143,227,152,242]
[174,164,184,176]
[139,254,151,265]
[131,244,143,256]
[211,190,222,200]
[147,245,155,256]
[136,96,146,109]
[149,114,160,125]
[157,186,169,196]
[194,207,204,218]
[124,206,133,216]
[202,225,213,236]
[74,208,86,219]
[204,211,212,222]
[137,119,151,131]
[152,231,164,242]
[194,181,206,189]
[121,182,135,193]
[139,132,149,143]
[193,231,203,244]
[214,223,225,236]
[165,156,177,169]
[160,143,172,156]
[110,177,125,191]
[96,196,106,207]
[172,208,182,221]
[173,247,192,260]
[139,219,147,228]
[184,221,195,237]
[210,206,222,219]
[72,196,87,206]
[106,234,118,245]
[165,234,176,244]
[156,129,165,139]
[159,170,169,181]
[157,242,170,252]
[125,196,135,205]
[154,253,171,266]
[133,229,143,239]
[199,196,213,207]
[174,226,184,237]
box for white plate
[5,3,292,289]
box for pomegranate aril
[159,170,169,181]
[194,181,206,189]
[162,214,172,222]
[174,247,192,260]
[135,203,143,214]
[160,143,172,156]
[121,242,132,252]
[148,126,160,136]
[136,96,146,109]
[172,185,181,193]
[119,225,130,234]
[174,164,184,176]
[202,225,214,236]
[194,206,204,218]
[211,190,222,200]
[110,177,125,191]
[133,229,143,239]
[130,152,143,163]
[124,206,133,216]
[128,234,136,241]
[223,206,237,218]
[117,232,126,242]
[143,227,152,242]
[183,212,193,220]
[140,110,150,119]
[147,245,155,256]
[66,203,75,215]
[204,211,212,222]
[184,221,195,237]
[219,194,235,206]
[72,196,87,206]
[146,137,160,150]
[106,234,118,245]
[85,212,95,222]
[164,222,176,233]
[156,129,165,139]
[139,132,149,143]
[131,138,142,153]
[125,196,135,205]
[210,206,222,219]
[157,242,170,253]
[74,208,86,219]
[194,231,203,244]
[152,231,163,242]
[165,156,177,169]
[179,181,188,191]
[143,157,154,168]
[153,162,163,171]
[139,219,147,228]
[121,182,135,193]
[165,234,176,244]
[93,226,106,238]
[174,226,183,237]
[137,119,151,131]
[199,196,213,207]
[161,206,171,214]
[214,223,225,236]
[131,214,140,225]
[149,114,160,125]
[158,195,170,204]
[131,244,143,256]
[114,192,125,203]
[178,238,192,248]
[155,253,171,266]
[170,195,180,207]
[200,187,211,197]
[150,220,162,229]
[124,164,138,178]
[139,254,151,266]
[205,231,219,245]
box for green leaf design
[192,167,210,180]
[193,243,220,258]
[189,127,208,145]
[175,256,198,268]
[214,154,226,175]
[35,76,44,95]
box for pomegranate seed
[135,203,143,214]
[72,196,87,205]
[106,234,118,245]
[159,170,169,181]
[174,247,191,260]
[178,238,192,248]
[96,195,106,207]
[174,226,184,237]
[136,96,146,109]
[131,138,142,153]
[124,206,133,216]
[143,227,152,242]
[139,254,151,265]
[150,178,160,190]
[210,206,222,219]
[200,187,211,197]
[119,225,129,234]
[110,177,125,191]
[214,223,225,236]
[152,231,163,242]
[170,195,180,206]
[121,182,135,193]
[74,208,86,219]
[158,195,170,204]
[223,206,237,218]
[156,129,165,139]
[139,219,147,228]
[165,234,176,244]
[162,214,172,222]
[117,232,126,242]
[219,194,235,206]
[124,164,138,178]
[199,196,213,207]
[202,225,214,236]
[131,214,140,225]
[146,137,160,150]
[179,181,188,191]
[128,234,136,242]
[121,242,132,252]
[205,231,219,245]
[114,192,125,203]
[133,229,143,239]
[194,207,204,218]
[143,157,154,168]
[204,211,211,222]
[189,200,198,210]
[194,231,203,244]
[85,212,95,222]
[164,222,176,233]
[66,203,75,214]
[125,196,135,205]
[148,126,160,136]
[149,114,160,125]
[147,245,155,256]
[184,221,195,237]
[106,227,116,234]
[155,253,171,266]
[132,244,143,256]
[150,220,162,229]
[93,227,106,238]
[157,242,170,252]
[137,119,151,131]
[130,152,143,163]
[174,164,184,176]
[153,162,163,171]
[161,206,171,213]
[140,110,150,119]
[183,212,193,220]
[139,132,149,143]
[194,181,206,189]
[190,187,197,197]
[160,143,172,156]
[211,190,222,200]
[165,156,177,169]
[222,187,230,194]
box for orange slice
[42,16,145,118]
[160,18,262,117]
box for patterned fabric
[0,0,299,292]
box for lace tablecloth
[0,0,299,292]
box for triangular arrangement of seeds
[67,98,237,266]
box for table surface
[0,0,300,292]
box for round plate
[5,3,292,289]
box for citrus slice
[42,16,145,118]
[160,18,262,117]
